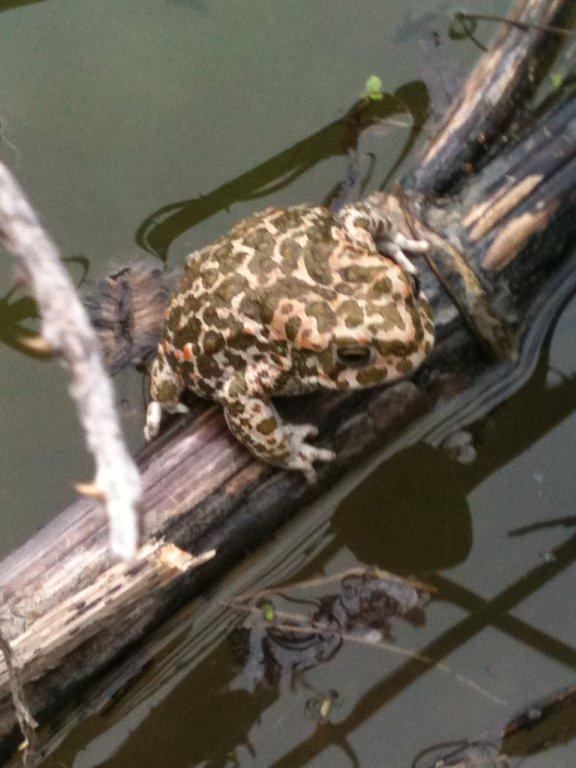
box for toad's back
[159,205,360,396]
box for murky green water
[1,1,576,766]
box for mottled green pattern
[147,202,435,481]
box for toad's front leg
[218,369,335,483]
[145,350,189,441]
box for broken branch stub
[0,162,141,560]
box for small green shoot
[261,601,276,622]
[364,75,384,101]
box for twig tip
[74,481,106,501]
[19,334,54,356]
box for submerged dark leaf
[230,568,430,692]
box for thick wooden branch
[463,90,576,274]
[0,0,575,762]
[410,0,570,193]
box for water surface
[1,1,575,766]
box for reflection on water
[230,569,430,694]
[0,257,89,356]
[0,1,47,11]
[135,84,427,264]
[334,444,473,574]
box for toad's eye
[407,272,421,298]
[336,345,372,368]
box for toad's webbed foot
[224,405,335,483]
[220,371,335,482]
[145,351,188,441]
[144,401,190,441]
[144,401,163,442]
[279,423,336,483]
[377,236,429,275]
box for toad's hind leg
[337,202,429,274]
[219,369,335,483]
[377,241,420,275]
[381,233,429,275]
[145,351,189,441]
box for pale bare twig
[0,162,140,559]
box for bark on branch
[410,0,570,193]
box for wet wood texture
[410,0,570,193]
[0,0,574,760]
